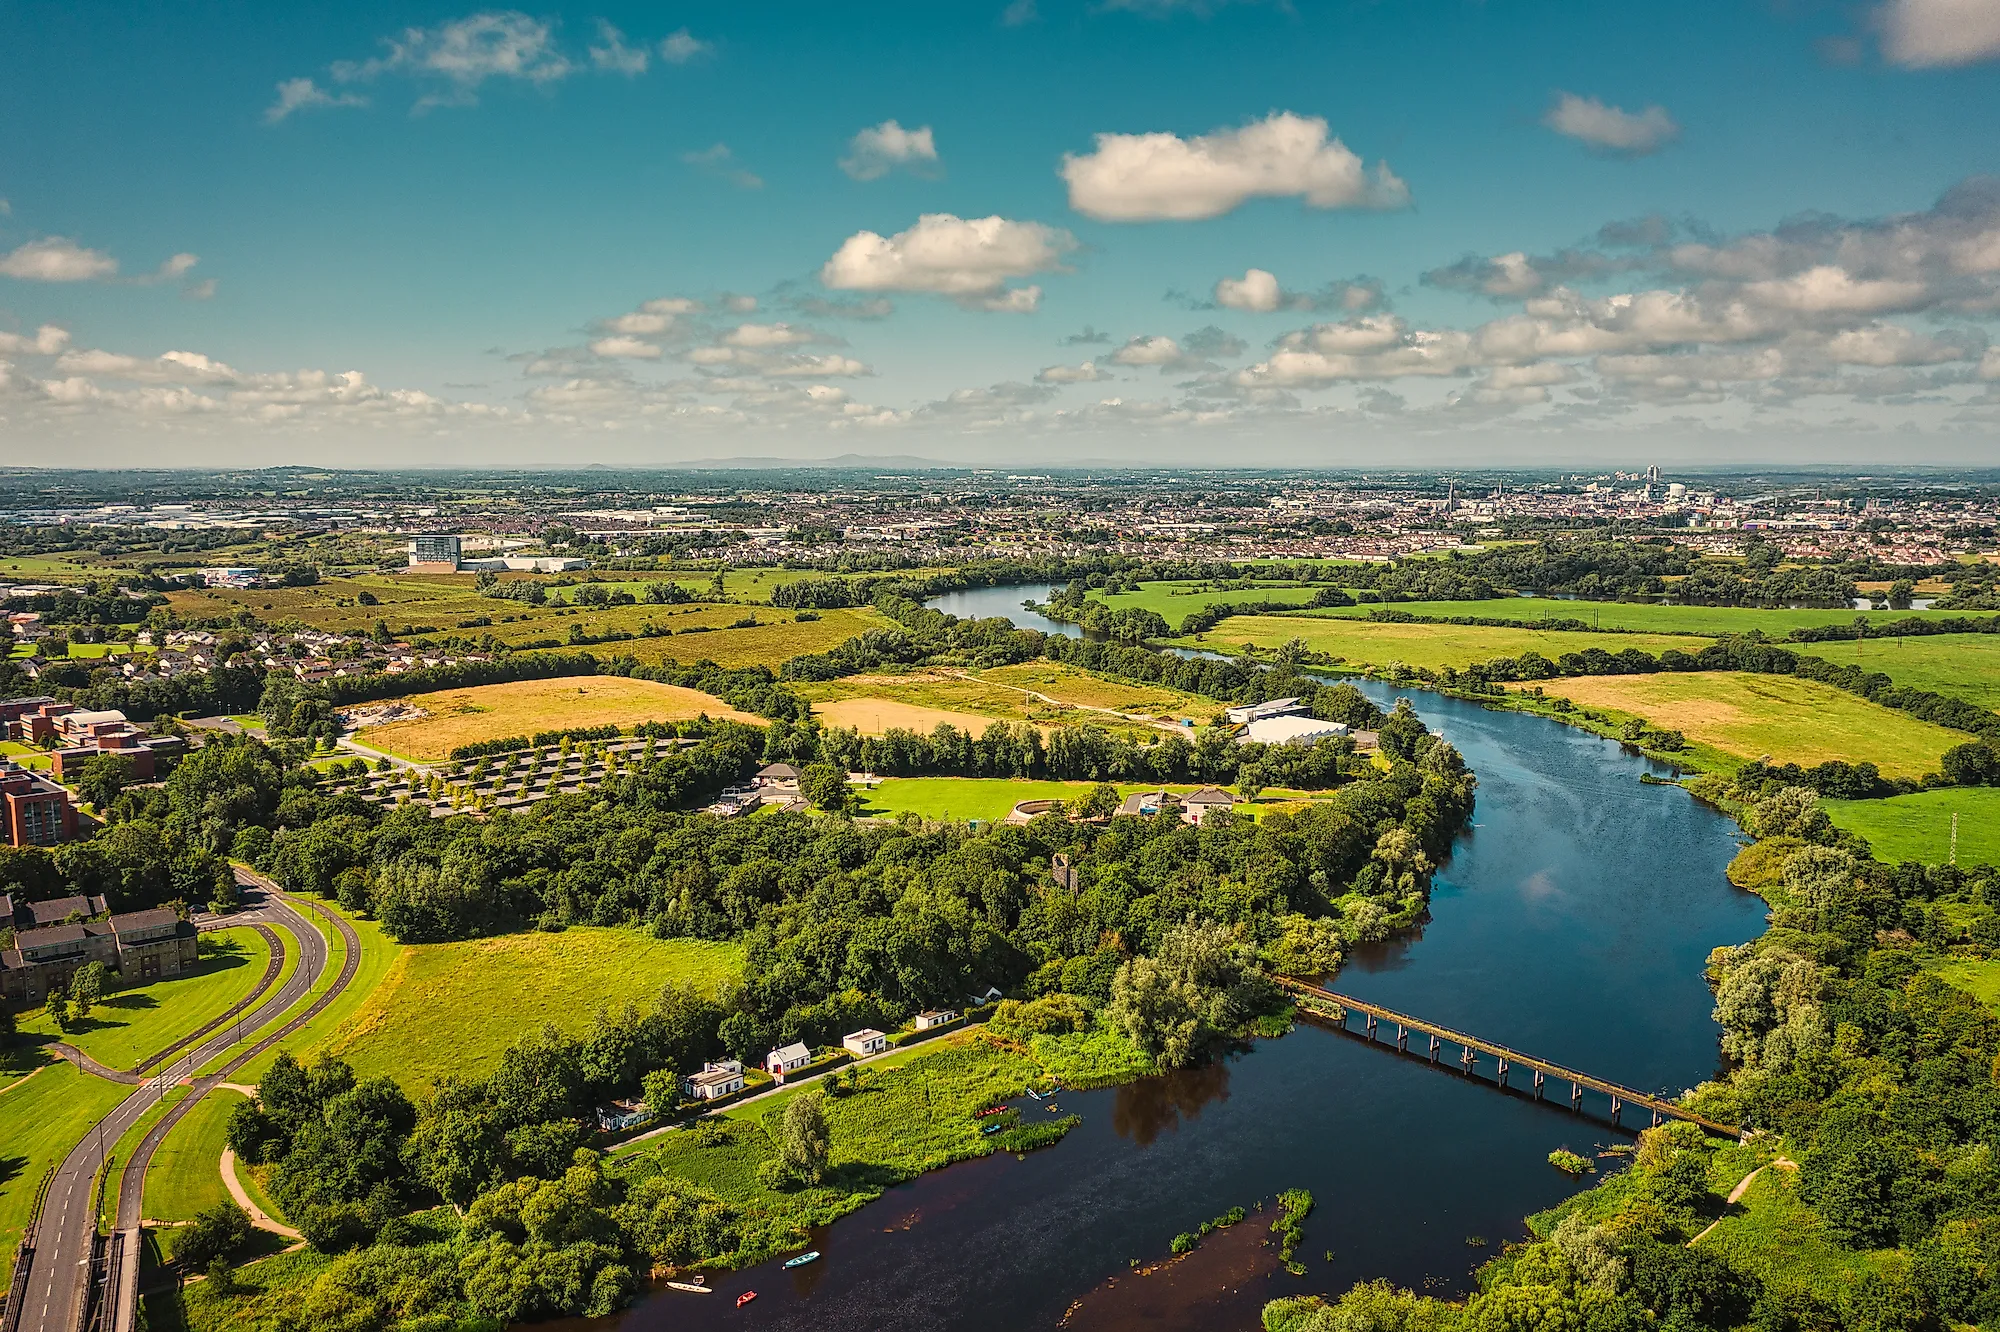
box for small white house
[685,1067,745,1101]
[767,1042,811,1079]
[842,1028,889,1058]
[914,1010,957,1031]
[966,985,1003,1008]
[1180,786,1236,825]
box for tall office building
[409,534,463,571]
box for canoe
[783,1251,821,1269]
[665,1281,712,1293]
[737,1291,758,1307]
[981,1123,1003,1135]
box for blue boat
[981,1122,1003,1135]
[783,1251,821,1269]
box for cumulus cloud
[682,144,763,189]
[1982,346,2000,379]
[788,294,895,320]
[1823,323,1974,365]
[0,238,119,282]
[588,20,648,75]
[820,213,1075,308]
[329,11,576,111]
[1036,360,1109,383]
[723,322,817,348]
[0,325,70,355]
[1542,92,1680,155]
[1214,268,1284,312]
[1110,335,1184,366]
[589,336,663,359]
[1209,267,1383,313]
[1060,112,1409,221]
[841,120,941,181]
[265,77,368,123]
[1877,0,2000,67]
[977,286,1043,313]
[659,29,713,64]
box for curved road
[6,870,359,1332]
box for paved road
[4,871,353,1332]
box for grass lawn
[1823,787,2000,866]
[1522,673,1963,778]
[853,776,1317,824]
[143,1089,245,1223]
[321,928,742,1091]
[1290,597,1947,638]
[13,928,273,1073]
[1086,580,1321,630]
[1175,615,1705,673]
[1795,634,2000,710]
[351,676,763,760]
[0,741,51,770]
[0,1063,133,1284]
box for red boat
[737,1291,758,1308]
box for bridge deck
[1279,979,1742,1139]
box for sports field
[350,676,761,759]
[1176,614,1704,673]
[1527,673,1962,777]
[321,929,741,1091]
[1823,787,2000,866]
[1293,597,1944,638]
[1793,634,2000,710]
[13,928,272,1072]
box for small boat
[783,1251,821,1269]
[974,1105,1008,1118]
[665,1280,712,1293]
[1045,1103,1062,1113]
[1026,1088,1043,1100]
[981,1122,1003,1135]
[737,1291,758,1307]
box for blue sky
[3,0,1999,466]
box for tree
[1106,919,1264,1069]
[800,763,851,814]
[69,961,109,1017]
[405,1076,508,1205]
[171,1202,252,1269]
[44,983,74,1034]
[1235,768,1265,805]
[776,1089,831,1185]
[1078,782,1121,820]
[75,754,137,810]
[1376,700,1429,762]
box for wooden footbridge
[1278,979,1743,1139]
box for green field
[142,1089,243,1223]
[1824,787,2000,866]
[1529,672,1962,778]
[1693,1166,1892,1306]
[13,928,272,1073]
[1085,580,1321,629]
[321,928,741,1091]
[227,904,398,1084]
[0,1063,134,1283]
[855,776,1331,824]
[1176,614,1706,673]
[1929,955,2000,1013]
[1795,634,2000,710]
[1293,597,1947,638]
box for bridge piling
[1533,1069,1545,1099]
[1428,1034,1440,1062]
[1366,1014,1377,1040]
[1497,1056,1509,1087]
[1610,1095,1622,1121]
[1460,1045,1474,1074]
[1396,1024,1407,1052]
[1570,1081,1582,1111]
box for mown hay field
[813,696,1017,737]
[1526,672,1963,777]
[351,677,760,760]
[977,661,1220,722]
[1293,598,1948,638]
[1178,614,1705,673]
[322,929,742,1092]
[1823,787,2000,866]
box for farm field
[1176,614,1705,673]
[1291,597,1948,638]
[578,606,886,669]
[0,1062,133,1284]
[1084,580,1321,629]
[1525,673,1962,777]
[13,928,272,1072]
[795,668,1145,736]
[321,929,741,1091]
[977,660,1225,723]
[141,1088,243,1223]
[349,676,761,760]
[1823,788,2000,866]
[812,696,1016,737]
[1792,634,2000,710]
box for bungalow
[842,1028,889,1058]
[684,1066,743,1100]
[914,1009,957,1031]
[966,985,1003,1008]
[1180,786,1236,826]
[755,762,800,789]
[767,1042,812,1079]
[595,1099,652,1132]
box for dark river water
[606,612,1767,1332]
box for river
[606,597,1767,1332]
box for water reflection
[1110,1062,1232,1146]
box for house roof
[689,1067,742,1087]
[757,763,800,779]
[1182,786,1235,806]
[109,907,182,934]
[17,922,88,946]
[1242,715,1349,746]
[844,1028,886,1042]
[21,894,105,927]
[770,1042,810,1063]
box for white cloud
[682,144,763,189]
[765,354,870,377]
[1740,265,1931,314]
[589,21,648,75]
[977,285,1043,313]
[1877,0,2000,67]
[0,325,69,355]
[1981,346,2000,379]
[841,120,941,181]
[0,238,118,282]
[1060,112,1409,222]
[724,294,758,313]
[820,213,1074,308]
[265,77,368,123]
[1542,93,1680,155]
[659,29,712,64]
[1001,0,1039,25]
[1823,323,1970,365]
[644,297,705,316]
[182,278,218,301]
[1110,335,1184,366]
[1282,316,1410,355]
[723,322,816,348]
[1214,268,1283,312]
[602,311,674,335]
[589,336,663,359]
[1037,360,1109,383]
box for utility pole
[1951,811,1959,866]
